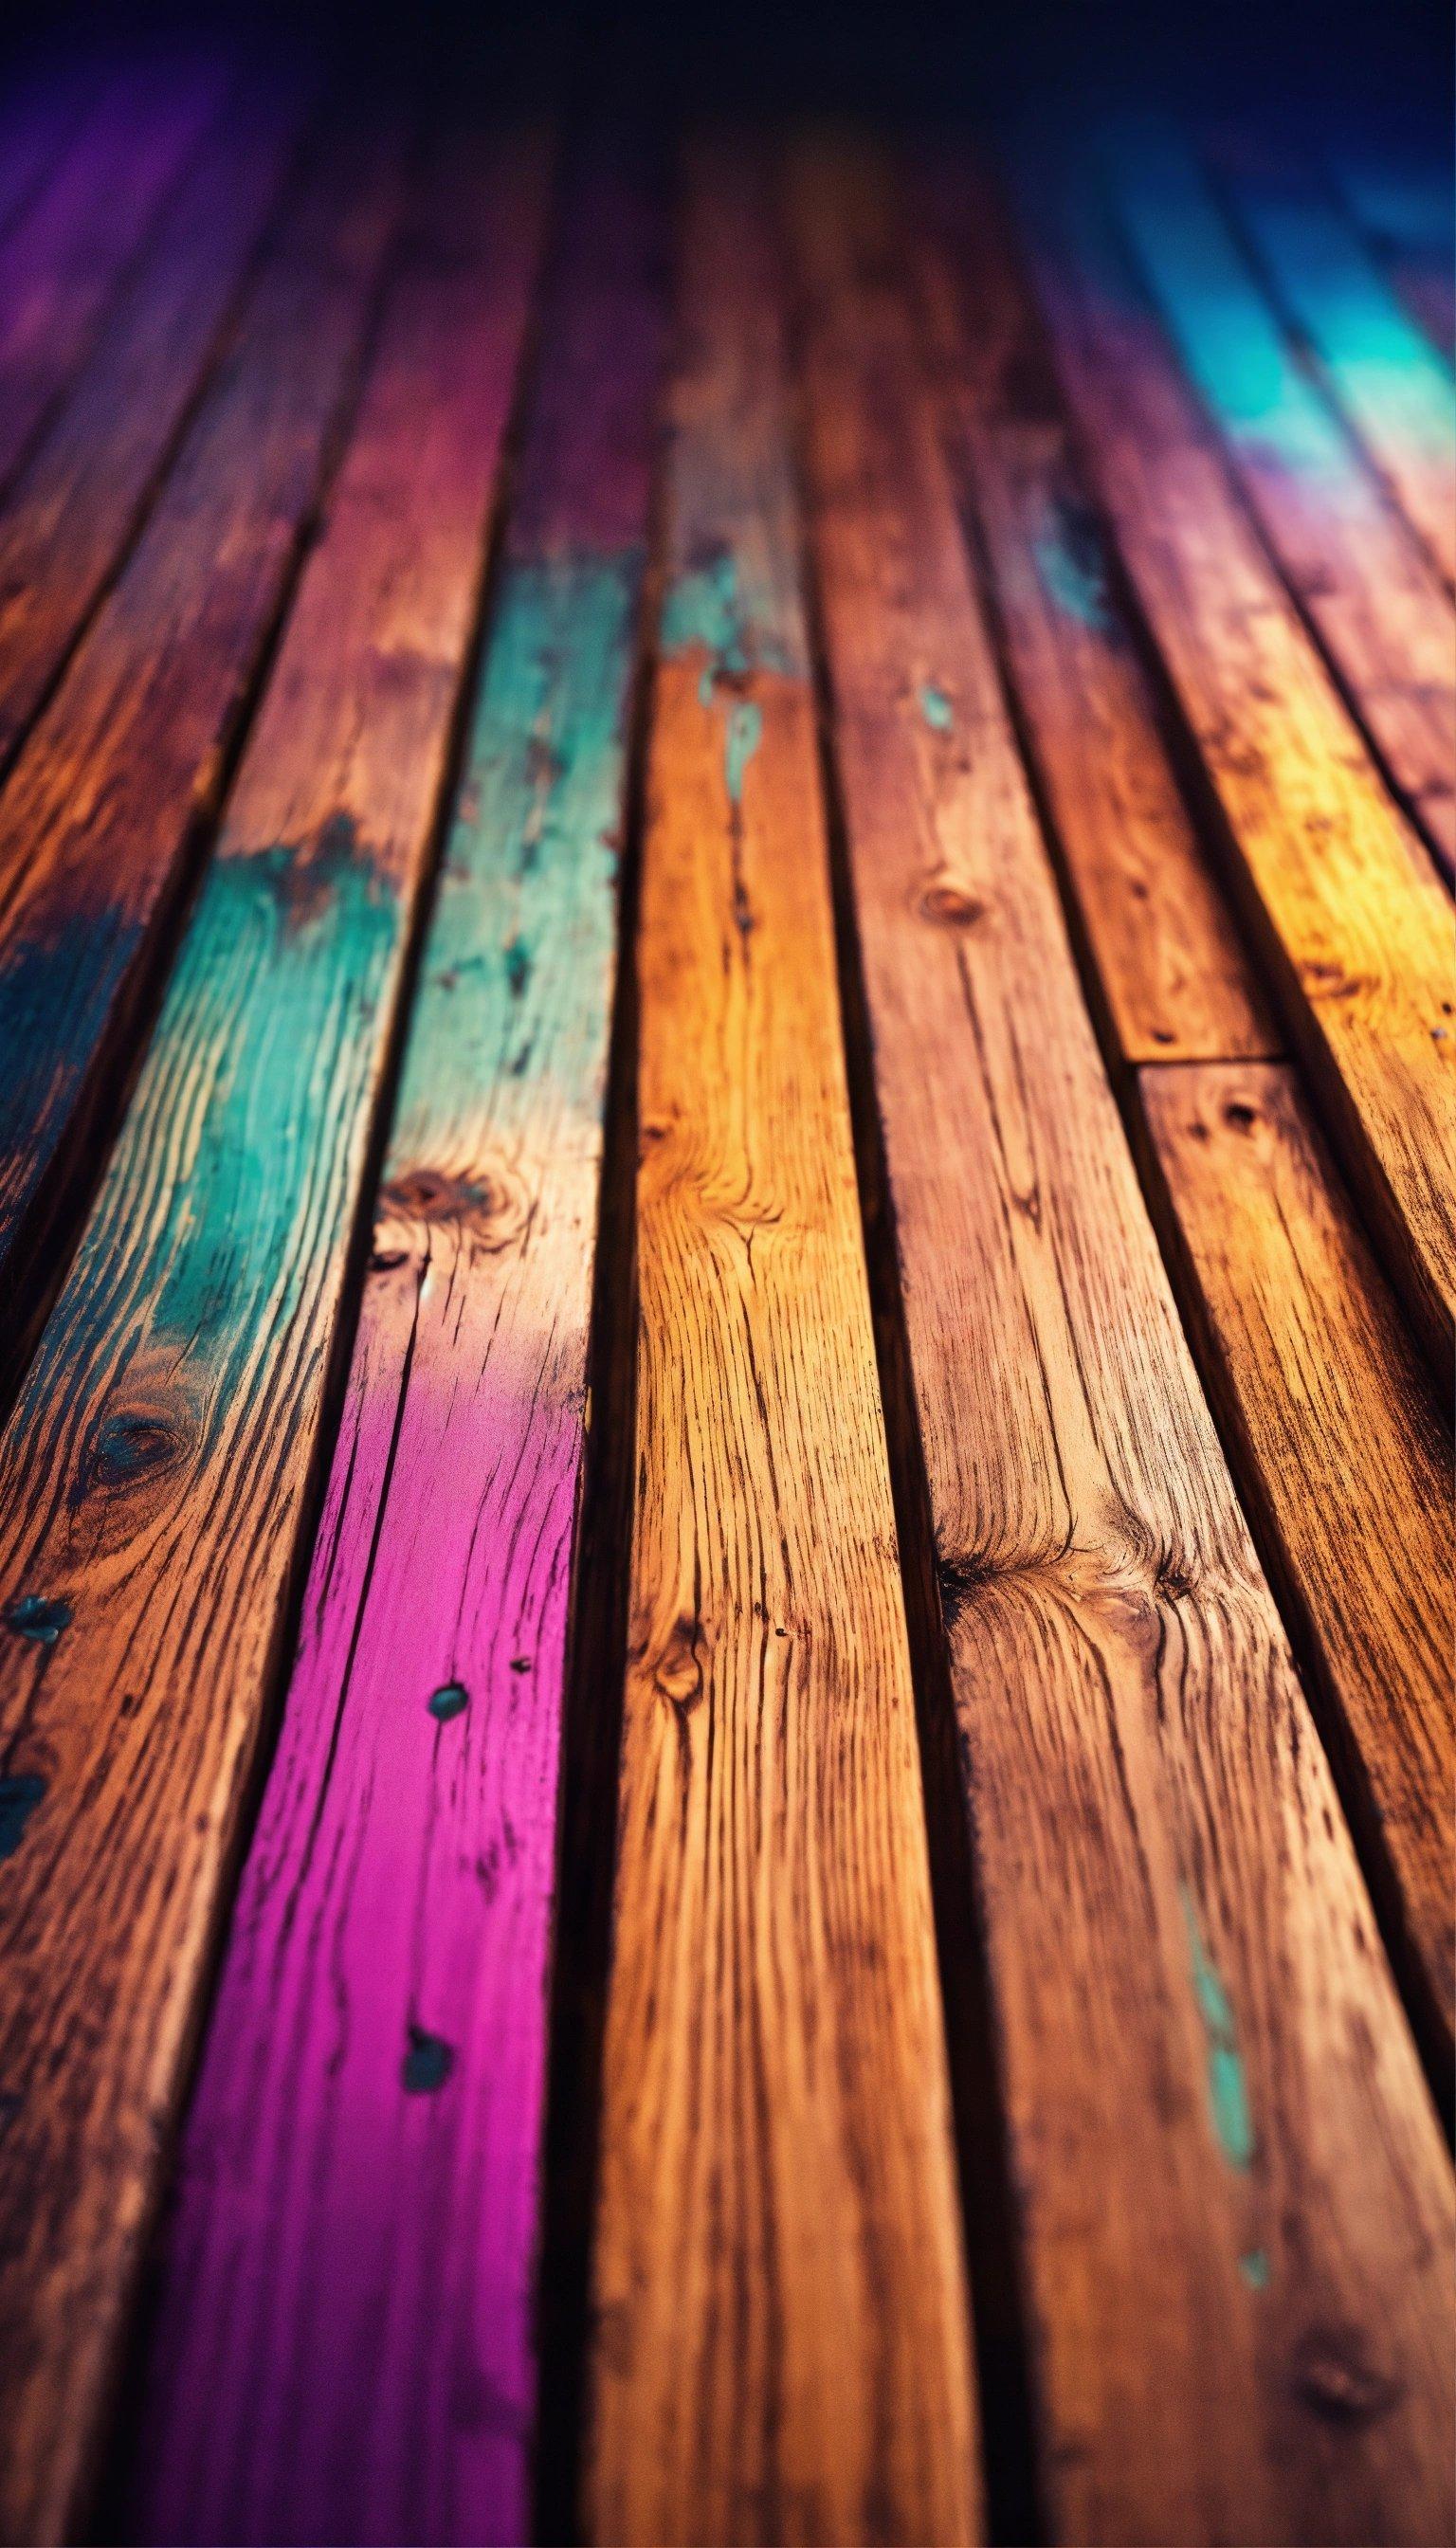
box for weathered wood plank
[131,150,657,2548]
[0,62,94,249]
[1329,145,1456,359]
[1141,1061,1454,2075]
[917,160,1278,1066]
[0,74,303,768]
[587,144,980,2548]
[0,134,547,2547]
[918,152,1454,2095]
[1104,119,1456,874]
[1018,154,1456,1391]
[791,136,1455,2548]
[0,118,402,1361]
[0,64,220,494]
[1213,136,1456,590]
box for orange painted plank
[792,136,1454,2546]
[587,144,981,2548]
[1018,154,1456,1393]
[918,160,1278,1066]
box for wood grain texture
[916,160,1278,1068]
[1140,1061,1454,2075]
[0,118,401,1354]
[0,73,302,768]
[1018,156,1456,1392]
[0,136,547,2548]
[0,64,221,495]
[0,64,94,250]
[586,144,980,2548]
[791,136,1454,2548]
[1212,135,1456,591]
[1104,120,1456,875]
[131,151,656,2548]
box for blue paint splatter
[0,1774,45,1859]
[403,2024,454,2094]
[1239,2248,1270,2290]
[919,684,955,733]
[1033,515,1114,634]
[724,701,763,805]
[428,1681,468,1723]
[3,1594,71,1647]
[1181,1886,1255,2170]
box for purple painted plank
[130,155,664,2547]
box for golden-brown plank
[587,144,980,2548]
[792,135,1454,2547]
[1141,1061,1454,2075]
[1018,155,1456,1392]
[917,161,1279,1066]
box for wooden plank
[1104,118,1456,874]
[0,73,303,768]
[0,62,94,247]
[0,133,547,2547]
[0,118,402,1360]
[0,64,221,494]
[1017,154,1456,1392]
[790,136,1454,2548]
[1140,1061,1454,2075]
[1213,136,1456,590]
[130,150,658,2548]
[919,155,1454,2095]
[587,143,980,2548]
[1330,146,1456,359]
[916,161,1279,1067]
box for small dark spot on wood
[1150,1026,1174,1046]
[1292,2326,1401,2427]
[1224,1101,1259,1132]
[402,2024,454,2094]
[504,937,531,997]
[3,1593,70,1647]
[510,1656,532,1675]
[0,1773,46,1859]
[654,1619,703,1710]
[369,1246,410,1275]
[936,1549,994,1632]
[919,879,987,930]
[1154,1548,1199,1601]
[428,1682,468,1723]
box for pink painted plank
[130,155,663,2547]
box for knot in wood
[1292,2325,1401,2428]
[918,877,987,930]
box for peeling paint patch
[0,1774,46,1859]
[724,701,763,805]
[428,1682,468,1723]
[402,2024,454,2094]
[1181,1885,1255,2170]
[919,683,954,733]
[3,1593,71,1647]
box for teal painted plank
[0,132,549,2546]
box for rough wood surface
[0,66,220,496]
[0,119,401,1354]
[1212,136,1456,591]
[1105,121,1456,874]
[131,151,654,2548]
[792,137,1455,2548]
[1140,1060,1455,2077]
[0,136,546,2548]
[917,161,1278,1067]
[586,145,981,2548]
[1020,157,1456,1392]
[0,75,302,768]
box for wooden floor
[0,45,1449,2548]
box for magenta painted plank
[130,156,664,2548]
[0,60,223,494]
